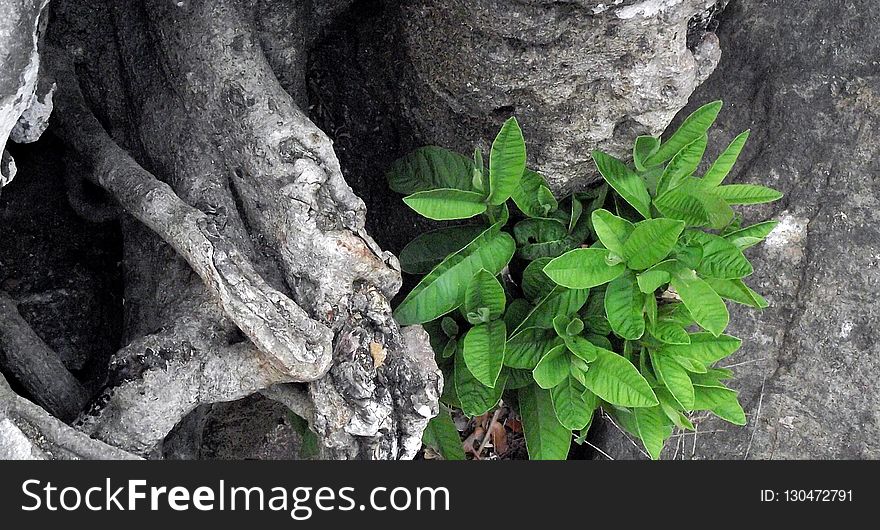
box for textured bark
[0,291,89,422]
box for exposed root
[0,291,89,422]
[0,373,139,460]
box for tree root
[0,291,89,422]
[0,372,139,460]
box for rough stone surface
[0,0,51,186]
[397,0,724,194]
[593,0,880,459]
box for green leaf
[519,384,572,460]
[515,286,590,333]
[403,189,488,221]
[488,117,527,205]
[503,298,532,331]
[636,263,675,294]
[650,352,695,409]
[591,209,634,255]
[386,146,475,194]
[714,184,783,205]
[441,316,459,338]
[512,169,557,217]
[654,178,734,229]
[622,218,686,270]
[581,347,658,407]
[683,231,753,279]
[702,130,750,188]
[722,220,779,250]
[658,333,742,366]
[634,406,673,460]
[563,335,598,363]
[551,377,593,430]
[520,257,555,309]
[462,321,506,388]
[455,350,507,416]
[399,225,485,275]
[633,135,661,171]
[566,317,585,337]
[592,150,652,219]
[504,327,559,369]
[648,319,691,345]
[604,274,646,340]
[569,197,583,232]
[504,367,535,390]
[656,134,707,196]
[693,384,747,425]
[645,100,722,167]
[533,344,570,389]
[543,248,626,289]
[705,278,768,308]
[464,269,506,319]
[423,405,465,460]
[670,270,729,336]
[442,338,458,359]
[395,226,515,325]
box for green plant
[388,101,781,460]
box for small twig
[584,440,615,460]
[476,407,503,459]
[744,375,767,460]
[721,358,767,369]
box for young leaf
[488,117,527,205]
[658,333,742,366]
[633,135,661,171]
[512,169,558,217]
[386,146,475,194]
[515,286,590,333]
[645,100,722,166]
[722,220,779,250]
[604,273,646,340]
[581,347,658,407]
[591,209,634,255]
[702,130,750,188]
[441,316,459,338]
[464,269,506,319]
[455,350,507,416]
[504,327,560,369]
[622,218,686,270]
[403,188,488,221]
[714,184,783,205]
[399,225,485,275]
[518,384,572,460]
[462,320,506,388]
[705,278,768,308]
[533,344,570,389]
[656,134,707,197]
[636,260,676,293]
[634,405,673,460]
[569,197,583,232]
[566,317,585,337]
[543,248,626,289]
[693,384,747,425]
[650,351,695,409]
[592,150,652,219]
[423,405,466,460]
[551,377,593,430]
[394,226,515,325]
[670,270,729,336]
[563,335,598,363]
